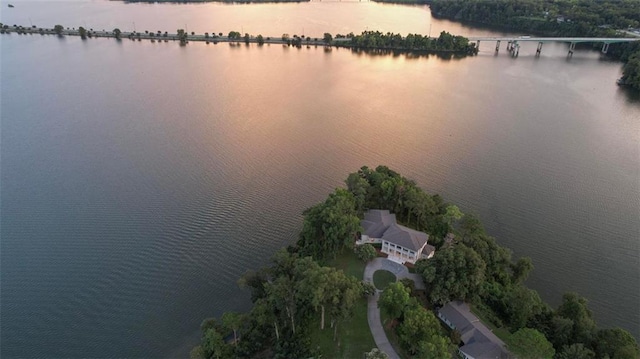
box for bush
[354,244,377,262]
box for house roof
[438,301,509,359]
[382,223,428,252]
[421,244,436,256]
[361,210,429,251]
[361,210,396,238]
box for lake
[1,1,638,357]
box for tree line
[337,30,477,54]
[190,248,375,358]
[192,166,639,358]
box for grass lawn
[311,251,375,358]
[309,297,375,358]
[326,250,366,280]
[373,270,396,290]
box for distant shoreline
[0,24,478,56]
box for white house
[437,301,510,359]
[357,209,435,264]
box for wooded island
[191,166,639,359]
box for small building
[437,301,510,359]
[358,209,435,264]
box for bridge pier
[568,42,576,56]
[510,42,520,57]
[495,40,501,53]
[536,41,543,56]
[601,42,610,54]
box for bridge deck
[467,37,640,43]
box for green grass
[373,270,396,290]
[309,297,376,358]
[326,250,366,280]
[310,251,375,358]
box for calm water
[1,1,639,357]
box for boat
[8,4,15,7]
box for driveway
[363,258,426,359]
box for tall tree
[593,328,640,359]
[378,282,412,320]
[354,244,377,263]
[418,244,486,305]
[397,305,451,357]
[201,328,229,359]
[556,343,595,359]
[221,311,244,346]
[298,188,360,260]
[508,328,555,359]
[512,257,534,284]
[556,292,597,345]
[442,204,463,231]
[345,171,370,215]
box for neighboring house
[437,301,510,359]
[357,209,435,264]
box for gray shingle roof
[438,301,509,359]
[381,224,428,252]
[361,210,428,252]
[361,210,396,238]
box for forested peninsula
[426,0,640,90]
[191,166,639,359]
[0,24,477,56]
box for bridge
[467,36,640,57]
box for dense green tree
[621,52,640,90]
[302,265,340,330]
[503,284,545,330]
[508,328,555,359]
[512,257,534,284]
[593,328,640,359]
[556,292,597,345]
[345,171,370,214]
[256,34,264,45]
[200,318,218,334]
[418,244,486,305]
[397,305,451,357]
[78,26,86,39]
[327,272,363,341]
[54,24,63,35]
[221,311,244,345]
[189,345,205,359]
[416,336,452,359]
[556,343,595,359]
[442,204,463,232]
[201,328,229,359]
[550,315,575,349]
[298,188,361,260]
[238,269,268,303]
[113,28,121,39]
[378,282,412,320]
[323,32,332,44]
[354,244,377,262]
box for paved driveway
[363,258,426,359]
